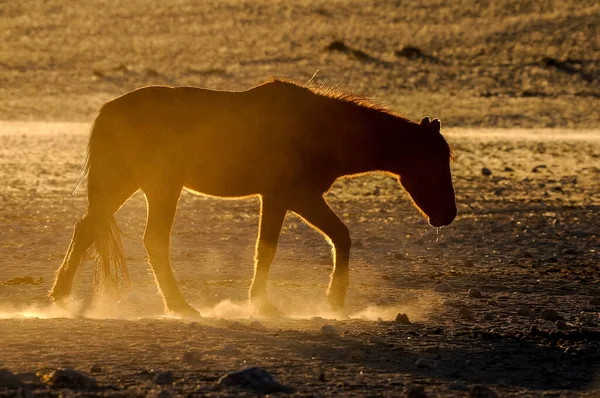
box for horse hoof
[168,304,201,319]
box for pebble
[154,370,174,385]
[468,288,483,298]
[320,325,338,337]
[541,309,562,321]
[221,345,241,356]
[89,364,102,374]
[404,383,427,397]
[458,307,475,320]
[483,313,495,321]
[249,320,267,330]
[395,313,411,325]
[555,320,568,330]
[42,368,97,390]
[368,335,386,345]
[517,306,535,318]
[442,299,462,307]
[434,282,452,293]
[218,367,293,393]
[481,167,492,176]
[469,384,498,397]
[0,369,22,389]
[347,349,366,361]
[463,259,475,267]
[589,297,600,306]
[415,358,436,369]
[181,350,203,365]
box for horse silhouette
[50,79,456,317]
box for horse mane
[269,77,409,121]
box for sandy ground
[0,122,599,396]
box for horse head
[396,116,457,227]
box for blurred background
[1,0,598,126]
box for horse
[50,78,456,318]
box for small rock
[221,345,241,356]
[589,297,600,306]
[458,307,474,320]
[462,259,475,267]
[218,367,293,393]
[404,383,427,397]
[503,167,514,172]
[541,309,562,321]
[89,364,102,374]
[469,384,498,398]
[318,371,326,382]
[249,320,267,330]
[381,275,390,280]
[442,299,462,307]
[481,167,492,176]
[555,320,568,330]
[415,358,436,369]
[483,313,495,321]
[154,370,174,385]
[517,306,535,318]
[347,349,366,361]
[434,282,452,293]
[0,369,23,389]
[449,380,469,391]
[468,288,483,298]
[181,350,203,365]
[368,335,386,344]
[529,325,539,336]
[42,368,97,390]
[395,313,411,325]
[320,325,338,337]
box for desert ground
[1,0,599,397]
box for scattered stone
[541,309,562,321]
[89,364,102,374]
[154,370,174,385]
[347,349,366,361]
[42,368,97,390]
[442,299,462,307]
[318,371,326,382]
[181,350,203,365]
[458,307,475,320]
[381,275,390,280]
[404,383,427,397]
[529,325,539,336]
[462,259,475,267]
[449,380,469,391]
[320,325,338,337]
[468,288,483,298]
[395,313,411,325]
[589,297,600,306]
[249,320,267,330]
[517,306,535,318]
[434,282,452,293]
[221,345,241,356]
[368,335,386,344]
[218,367,294,394]
[481,167,492,176]
[469,384,498,398]
[532,164,547,173]
[483,313,495,321]
[0,369,23,389]
[394,45,424,59]
[555,320,568,330]
[503,167,514,172]
[415,358,436,369]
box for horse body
[50,79,456,317]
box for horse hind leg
[50,180,138,304]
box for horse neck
[336,111,415,177]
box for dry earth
[1,0,600,397]
[0,124,599,397]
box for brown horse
[50,78,456,318]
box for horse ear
[420,116,430,127]
[430,118,441,133]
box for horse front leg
[143,187,199,319]
[249,195,286,315]
[289,195,351,314]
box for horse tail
[82,109,133,295]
